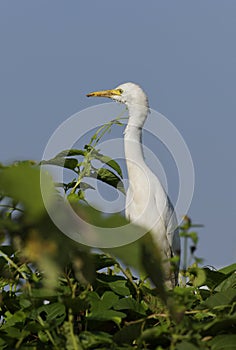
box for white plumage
[87,82,180,287]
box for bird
[87,82,180,288]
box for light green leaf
[0,164,54,220]
[219,263,236,275]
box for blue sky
[1,1,236,267]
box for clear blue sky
[1,1,235,267]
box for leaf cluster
[0,122,235,349]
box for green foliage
[0,123,236,349]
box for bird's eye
[117,88,123,94]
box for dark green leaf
[114,297,147,315]
[53,149,86,158]
[209,334,236,350]
[92,254,116,271]
[113,323,142,345]
[87,291,126,324]
[79,331,113,349]
[176,341,199,350]
[204,288,236,308]
[203,268,227,290]
[91,150,123,178]
[36,302,66,326]
[108,280,130,296]
[41,157,78,170]
[94,168,125,194]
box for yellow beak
[86,89,122,98]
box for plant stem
[0,249,27,280]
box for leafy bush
[0,122,235,349]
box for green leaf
[108,280,131,296]
[87,291,126,324]
[219,263,236,275]
[94,168,125,194]
[114,297,147,315]
[209,334,236,350]
[1,310,27,329]
[1,326,27,339]
[91,150,123,178]
[176,341,199,350]
[113,323,142,345]
[215,272,236,292]
[204,288,236,308]
[96,274,130,296]
[54,149,86,158]
[0,338,7,349]
[100,291,120,309]
[41,157,78,171]
[36,302,66,327]
[0,163,54,220]
[38,330,49,343]
[203,314,236,334]
[19,299,32,309]
[188,232,199,245]
[203,268,227,290]
[79,331,113,349]
[0,245,14,256]
[92,254,116,271]
[188,267,206,287]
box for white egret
[87,82,180,288]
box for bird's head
[87,82,149,128]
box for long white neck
[124,104,149,179]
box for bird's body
[87,82,180,287]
